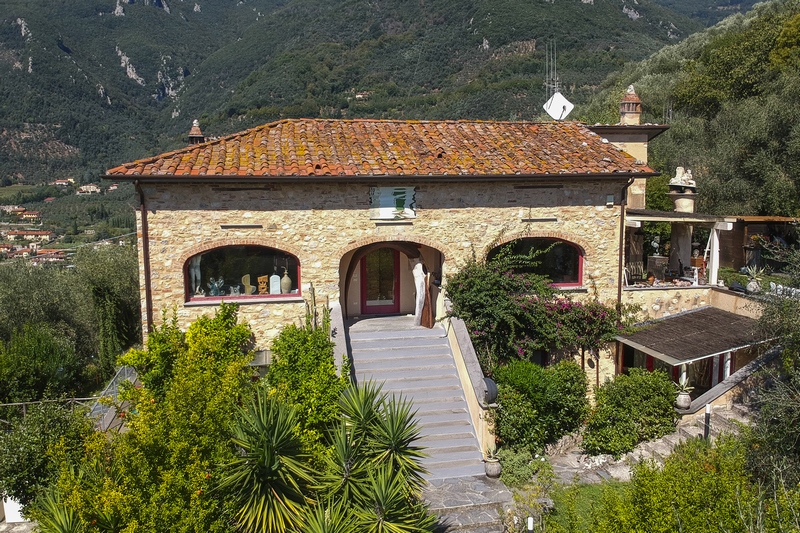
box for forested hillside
[0,0,753,184]
[582,0,800,217]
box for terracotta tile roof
[105,119,654,180]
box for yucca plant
[339,381,385,446]
[369,394,427,491]
[316,421,369,502]
[303,499,360,533]
[352,466,437,533]
[218,387,314,533]
[34,489,85,533]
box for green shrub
[446,250,629,374]
[493,360,588,452]
[583,369,677,458]
[589,436,788,533]
[497,447,548,488]
[268,312,350,459]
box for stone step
[351,336,450,350]
[417,411,473,426]
[424,462,487,481]
[419,431,479,443]
[349,327,446,342]
[378,380,463,394]
[415,403,470,415]
[425,476,513,533]
[355,354,455,370]
[352,345,454,359]
[356,368,458,382]
[425,450,485,463]
[419,420,475,436]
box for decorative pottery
[676,391,691,410]
[280,269,292,294]
[485,458,501,478]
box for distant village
[0,178,126,263]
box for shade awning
[616,306,767,366]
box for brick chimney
[188,119,205,145]
[620,85,642,125]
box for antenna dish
[543,91,574,120]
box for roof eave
[102,171,660,184]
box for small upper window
[185,245,300,300]
[487,238,583,287]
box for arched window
[487,238,583,287]
[185,245,300,301]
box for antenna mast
[544,40,560,101]
[542,39,573,121]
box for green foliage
[492,360,588,453]
[318,382,433,532]
[0,324,83,405]
[34,489,85,533]
[0,402,92,508]
[757,244,800,370]
[746,367,800,488]
[73,245,141,375]
[496,447,547,489]
[589,436,800,533]
[583,369,677,458]
[40,303,253,533]
[446,249,626,371]
[585,0,800,216]
[117,311,185,400]
[218,388,313,533]
[268,311,349,459]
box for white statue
[411,259,426,326]
[669,167,696,189]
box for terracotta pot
[485,459,501,478]
[676,391,692,410]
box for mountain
[582,0,800,217]
[0,0,758,184]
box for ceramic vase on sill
[280,268,292,294]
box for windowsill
[556,286,588,293]
[624,284,711,291]
[372,219,414,225]
[185,295,305,307]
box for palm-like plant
[316,421,369,502]
[352,466,437,533]
[369,394,427,491]
[218,388,314,533]
[303,500,360,533]
[339,380,385,445]
[34,489,85,533]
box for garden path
[547,403,753,484]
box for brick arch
[178,237,305,268]
[337,234,450,262]
[486,230,593,259]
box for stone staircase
[549,403,754,484]
[348,316,485,481]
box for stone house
[105,114,659,383]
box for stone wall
[136,178,629,351]
[622,286,762,321]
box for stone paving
[424,476,513,533]
[0,522,34,532]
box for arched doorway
[339,241,443,322]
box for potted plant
[745,265,766,294]
[484,443,501,478]
[675,375,693,410]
